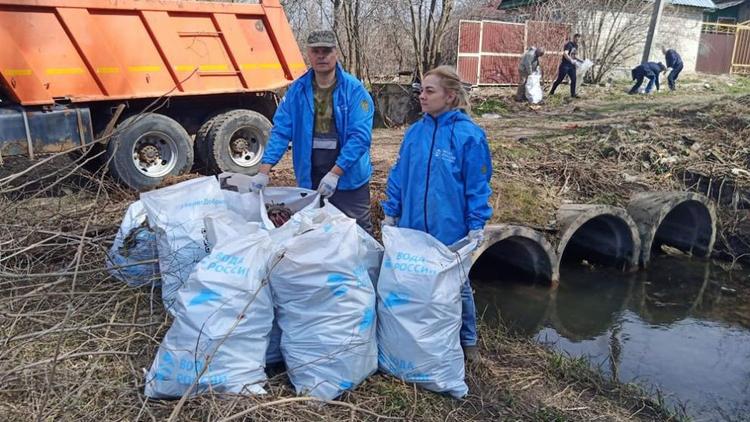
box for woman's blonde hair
[424,65,471,112]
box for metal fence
[697,22,750,75]
[456,19,571,86]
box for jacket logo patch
[481,165,488,174]
[360,100,369,112]
[433,148,456,164]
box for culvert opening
[560,215,635,270]
[652,200,713,257]
[470,236,553,285]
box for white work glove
[468,229,485,250]
[249,172,269,192]
[317,172,340,198]
[382,215,398,227]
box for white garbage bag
[259,187,319,230]
[140,176,227,314]
[218,172,320,229]
[376,226,476,399]
[218,172,254,193]
[575,59,594,90]
[204,212,284,366]
[270,205,378,400]
[203,210,255,250]
[265,318,283,365]
[221,190,262,223]
[144,219,275,399]
[106,201,159,287]
[525,70,543,104]
[322,200,384,285]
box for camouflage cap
[307,30,336,48]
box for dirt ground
[1,73,748,421]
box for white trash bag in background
[376,226,476,399]
[140,176,227,314]
[144,218,275,399]
[525,69,544,104]
[270,205,378,400]
[576,59,594,91]
[106,200,160,287]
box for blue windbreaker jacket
[382,109,493,246]
[665,49,682,69]
[261,63,374,190]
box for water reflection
[474,256,750,421]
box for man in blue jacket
[629,61,667,95]
[249,30,375,233]
[662,46,683,91]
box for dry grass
[0,151,680,421]
[4,75,749,421]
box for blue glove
[468,229,485,249]
[317,172,339,198]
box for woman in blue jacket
[381,66,493,362]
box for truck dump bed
[0,0,306,106]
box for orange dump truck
[0,0,306,190]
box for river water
[474,255,750,421]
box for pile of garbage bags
[107,174,477,401]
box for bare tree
[332,0,368,79]
[532,0,651,83]
[402,0,456,77]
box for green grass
[473,97,509,116]
[490,180,557,227]
[724,75,750,94]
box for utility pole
[642,0,666,63]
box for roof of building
[669,0,717,8]
[713,0,747,9]
[498,0,717,10]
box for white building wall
[650,6,704,73]
[585,5,705,79]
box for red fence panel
[482,21,525,54]
[457,19,570,86]
[458,56,479,85]
[459,21,481,54]
[480,56,518,84]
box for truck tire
[193,113,223,173]
[204,110,271,175]
[106,113,194,191]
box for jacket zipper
[423,117,438,233]
[304,86,315,187]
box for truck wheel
[193,113,222,173]
[106,113,194,191]
[205,110,271,175]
